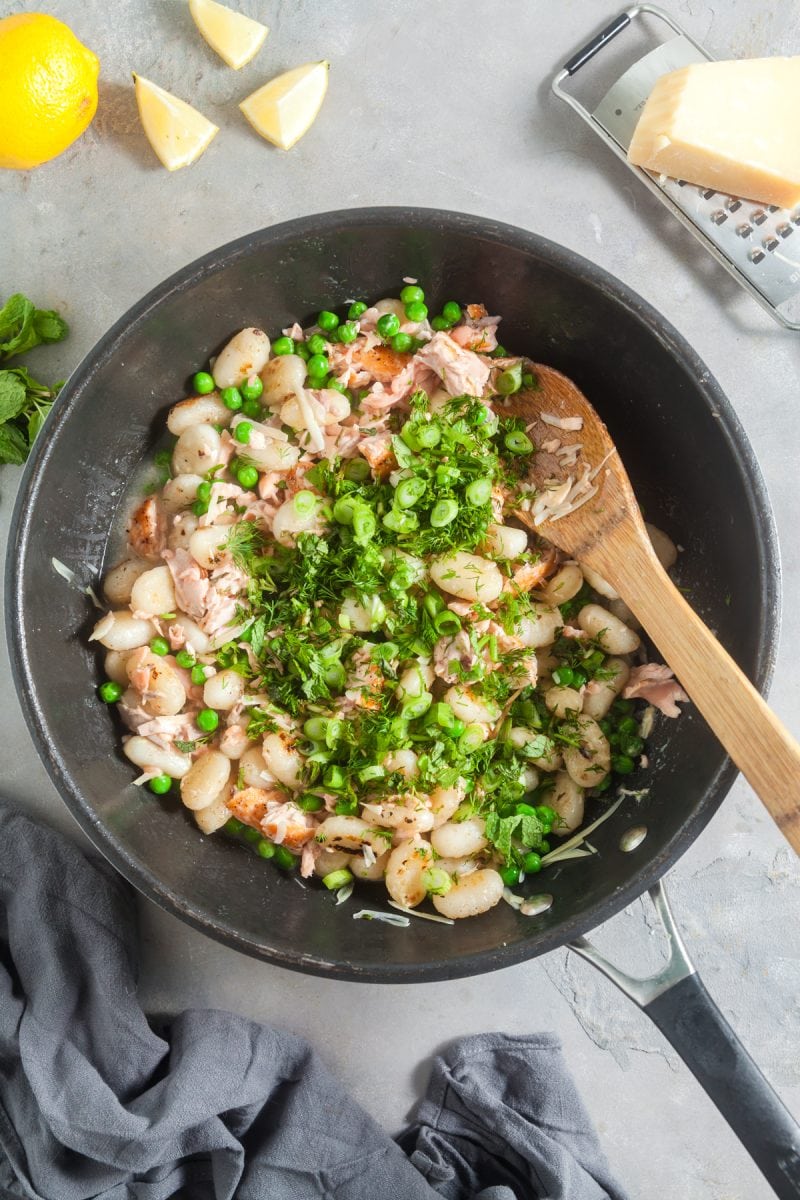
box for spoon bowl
[503,363,800,853]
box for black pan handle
[570,882,800,1198]
[646,974,800,1197]
[561,11,633,76]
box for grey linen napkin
[0,799,628,1200]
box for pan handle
[569,882,800,1198]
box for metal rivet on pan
[777,223,793,239]
[520,894,553,917]
[752,210,767,225]
[749,248,766,264]
[702,188,717,199]
[725,198,742,212]
[620,825,648,852]
[737,223,753,238]
[763,237,779,252]
[711,209,728,225]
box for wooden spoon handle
[591,538,800,853]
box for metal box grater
[552,3,800,331]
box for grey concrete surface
[2,2,799,1197]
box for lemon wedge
[133,74,219,170]
[239,61,329,150]
[188,0,268,70]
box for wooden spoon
[502,363,800,854]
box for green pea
[271,336,295,356]
[192,371,215,394]
[303,716,328,741]
[376,312,400,338]
[191,664,208,685]
[442,300,462,324]
[515,802,537,817]
[150,636,170,657]
[337,320,358,344]
[240,376,263,402]
[504,430,534,455]
[154,448,172,468]
[296,342,311,361]
[500,865,521,886]
[323,661,346,690]
[307,353,329,377]
[344,457,371,482]
[220,386,242,411]
[492,344,508,358]
[323,867,353,890]
[535,805,556,827]
[193,483,210,506]
[619,733,644,757]
[617,716,639,735]
[612,754,636,775]
[148,774,173,795]
[192,499,209,517]
[400,284,425,305]
[539,839,551,854]
[242,826,261,844]
[383,509,418,534]
[197,708,219,733]
[394,476,426,508]
[225,817,244,834]
[236,465,259,489]
[234,421,252,444]
[430,498,458,527]
[497,363,523,394]
[464,477,492,507]
[256,838,275,859]
[611,699,635,716]
[98,680,123,703]
[522,372,536,388]
[317,310,340,332]
[242,397,262,418]
[348,301,368,319]
[404,300,427,322]
[551,666,574,687]
[431,316,450,331]
[297,792,325,812]
[391,332,413,353]
[307,334,327,355]
[522,851,542,873]
[327,378,351,397]
[273,845,297,870]
[175,649,195,669]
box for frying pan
[6,209,799,1196]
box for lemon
[240,61,329,150]
[0,13,99,170]
[133,75,219,171]
[189,0,268,70]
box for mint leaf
[0,373,27,423]
[0,292,68,361]
[32,308,68,344]
[27,401,52,443]
[0,422,28,465]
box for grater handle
[562,10,634,75]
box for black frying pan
[6,209,799,1196]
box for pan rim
[5,206,782,982]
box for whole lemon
[0,13,99,170]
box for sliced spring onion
[540,794,624,868]
[387,901,455,925]
[353,909,410,927]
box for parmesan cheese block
[628,57,800,209]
